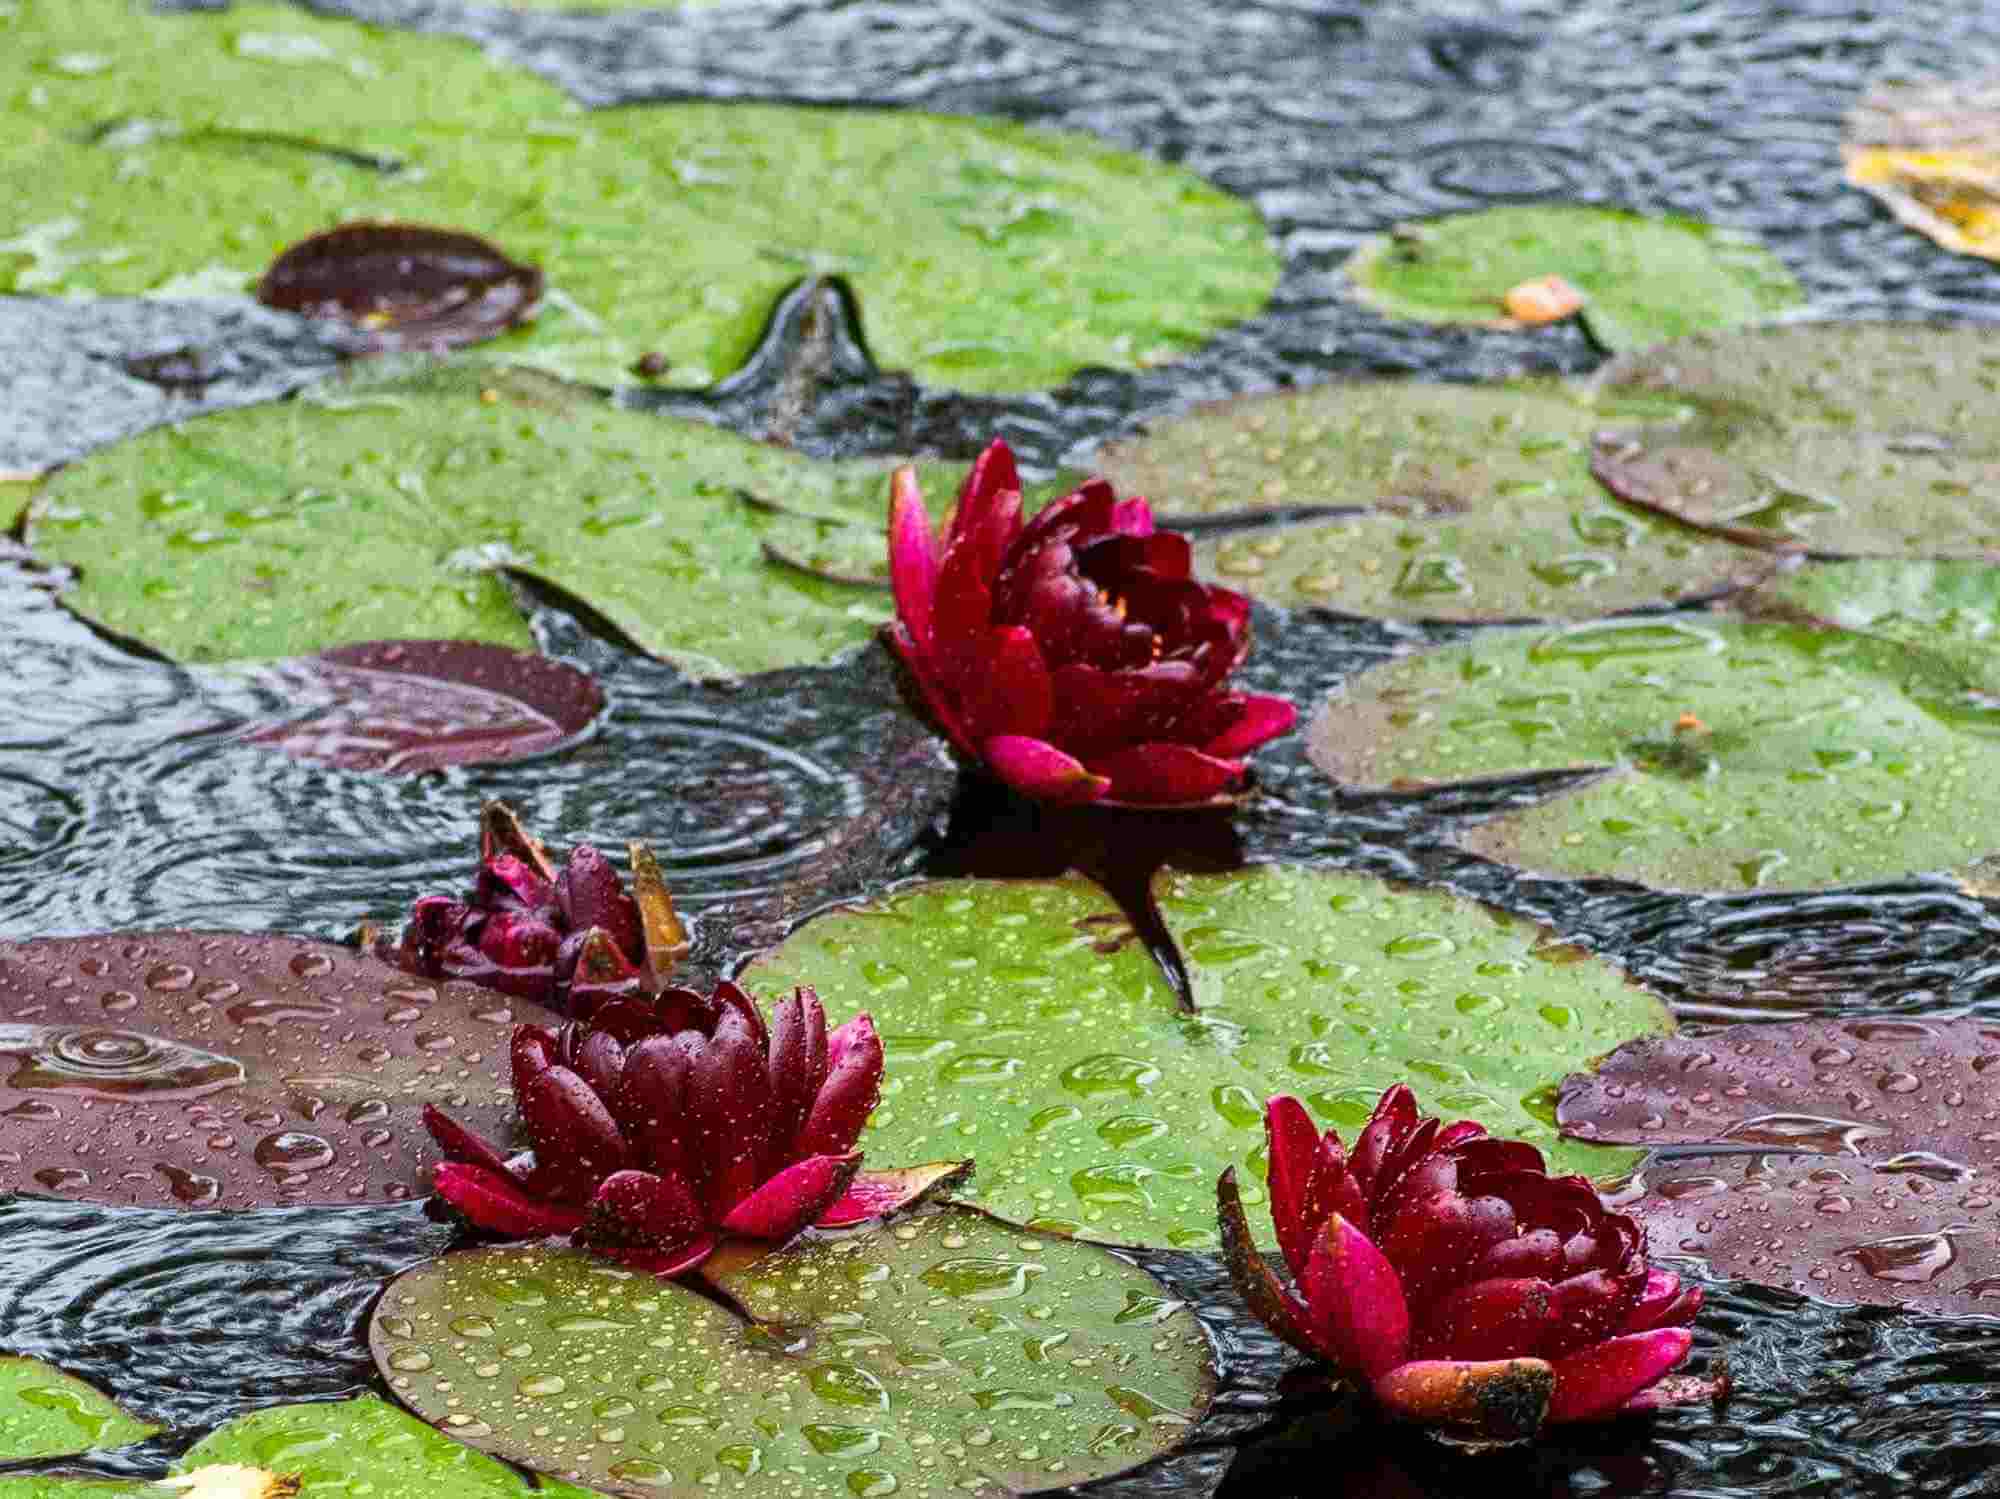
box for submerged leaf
[741,867,1668,1248]
[235,640,601,772]
[0,933,529,1209]
[1344,205,1801,350]
[1561,1017,2000,1315]
[1092,380,1769,621]
[371,1209,1213,1498]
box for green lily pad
[370,1208,1213,1499]
[1091,379,1769,620]
[1307,612,2000,891]
[23,363,961,673]
[0,1395,604,1498]
[0,1358,154,1463]
[1,0,1275,392]
[1751,558,2000,682]
[1590,323,2000,556]
[740,867,1668,1248]
[1344,205,1802,351]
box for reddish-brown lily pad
[0,932,531,1210]
[1589,323,2000,558]
[236,640,602,773]
[255,223,543,354]
[1559,1017,2000,1314]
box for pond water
[6,0,2000,1495]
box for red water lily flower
[426,981,960,1275]
[383,802,688,1015]
[887,439,1297,807]
[1218,1087,1723,1445]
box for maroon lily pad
[0,932,537,1210]
[255,223,543,353]
[1559,1017,2000,1314]
[237,640,601,773]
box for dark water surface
[6,0,2000,1494]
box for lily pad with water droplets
[1091,379,1769,621]
[1589,323,2000,557]
[1748,558,2000,688]
[2,0,1275,392]
[370,1207,1214,1499]
[740,867,1667,1249]
[0,1357,155,1462]
[1344,205,1802,351]
[23,364,965,676]
[234,639,602,773]
[1559,1017,2000,1316]
[0,932,529,1210]
[0,1395,603,1498]
[1308,612,2000,892]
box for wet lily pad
[1590,323,2000,556]
[371,1207,1214,1498]
[0,1357,154,1462]
[1559,1016,2000,1316]
[0,1395,603,1498]
[1307,612,2000,891]
[23,364,969,675]
[0,931,527,1209]
[1749,558,2000,685]
[2,0,1275,392]
[255,223,543,354]
[1344,205,1802,351]
[1091,379,1769,621]
[1844,72,2000,261]
[235,640,602,773]
[740,866,1668,1248]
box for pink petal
[690,1003,774,1217]
[1091,742,1245,806]
[510,1026,558,1099]
[947,439,1025,577]
[797,1013,884,1157]
[765,990,817,1165]
[581,1168,707,1247]
[1542,1268,1647,1359]
[1372,1357,1554,1441]
[432,1162,586,1238]
[1217,1165,1324,1362]
[960,627,1054,744]
[520,1065,629,1198]
[1623,1270,1696,1333]
[1619,1368,1731,1414]
[817,1160,972,1229]
[1546,1329,1695,1425]
[1203,694,1299,758]
[1414,1276,1554,1362]
[981,734,1112,805]
[616,1034,693,1179]
[1301,1211,1411,1382]
[1263,1094,1328,1284]
[598,1234,718,1277]
[889,466,941,655]
[720,1153,861,1239]
[1109,495,1155,537]
[422,1104,517,1179]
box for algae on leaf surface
[0,0,1276,391]
[741,867,1669,1249]
[24,364,966,675]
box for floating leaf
[0,932,527,1209]
[1844,72,2000,260]
[255,223,542,354]
[1,0,1275,392]
[0,1357,154,1461]
[23,364,966,675]
[1307,613,2000,891]
[371,1208,1213,1498]
[1748,558,2000,687]
[234,640,601,772]
[1091,380,1768,621]
[0,1396,603,1498]
[1590,323,2000,557]
[740,867,1667,1248]
[1559,1017,2000,1316]
[1344,205,1801,350]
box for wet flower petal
[982,735,1113,804]
[1547,1329,1697,1424]
[719,1152,860,1239]
[433,1162,587,1238]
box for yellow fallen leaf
[1844,73,2000,259]
[1501,274,1585,324]
[156,1466,300,1499]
